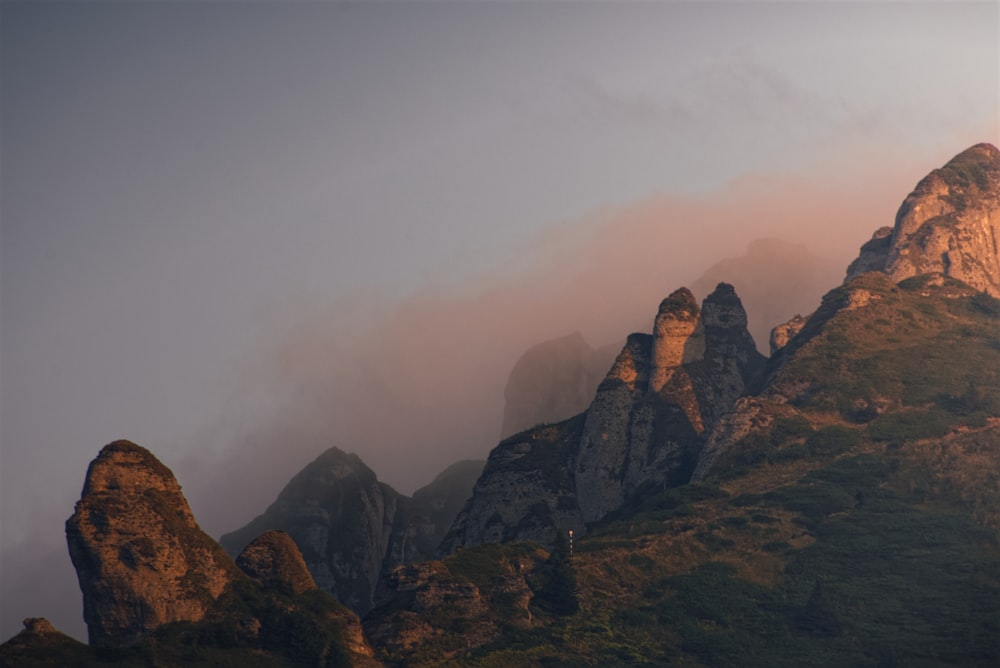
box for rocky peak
[235,530,316,595]
[221,446,433,615]
[65,440,239,647]
[702,282,758,361]
[650,288,705,392]
[445,284,763,549]
[845,143,1000,295]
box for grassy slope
[379,276,1000,667]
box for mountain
[363,143,1000,666]
[440,283,765,552]
[500,332,620,438]
[65,440,242,647]
[3,440,379,666]
[4,142,999,667]
[220,448,483,616]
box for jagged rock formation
[691,238,843,351]
[364,546,546,662]
[57,440,378,666]
[235,530,317,595]
[845,143,1000,295]
[574,285,764,522]
[769,313,808,355]
[501,332,619,438]
[221,448,482,616]
[66,440,240,648]
[442,283,765,551]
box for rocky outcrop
[844,227,894,280]
[443,283,764,550]
[769,314,808,355]
[364,548,543,662]
[845,143,1000,295]
[572,284,764,523]
[649,289,705,392]
[66,440,240,648]
[235,530,316,595]
[501,332,619,438]
[0,618,91,666]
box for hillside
[363,273,1000,667]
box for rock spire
[65,440,239,647]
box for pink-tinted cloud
[180,138,974,538]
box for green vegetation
[373,276,1000,667]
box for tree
[533,531,579,615]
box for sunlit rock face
[444,283,764,549]
[649,288,704,393]
[235,530,316,595]
[66,440,238,648]
[846,143,1000,296]
[769,314,809,355]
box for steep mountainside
[220,448,483,616]
[441,283,765,552]
[364,145,1000,667]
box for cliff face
[65,440,239,648]
[443,283,764,550]
[845,143,1000,295]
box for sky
[2,0,998,642]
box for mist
[179,153,924,541]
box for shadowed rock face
[846,143,1000,295]
[220,447,418,615]
[222,449,483,617]
[65,440,239,648]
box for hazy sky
[2,1,998,641]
